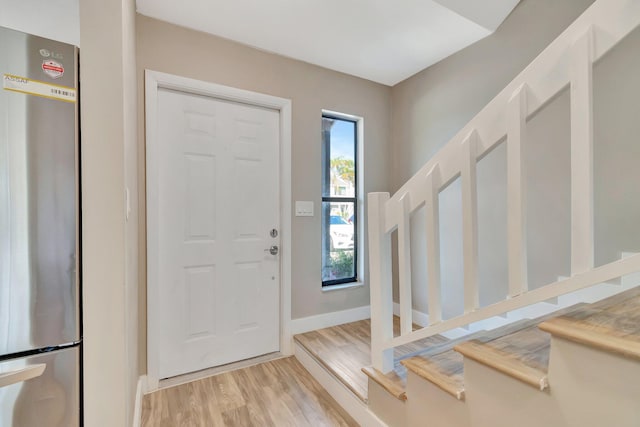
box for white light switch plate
[295,201,314,217]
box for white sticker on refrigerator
[3,74,76,103]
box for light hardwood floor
[142,356,358,426]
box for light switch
[295,201,314,217]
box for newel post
[368,192,394,373]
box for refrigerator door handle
[0,364,46,388]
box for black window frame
[321,113,358,287]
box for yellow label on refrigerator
[3,74,76,103]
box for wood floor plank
[141,357,357,426]
[210,371,246,412]
[230,369,271,426]
[221,406,253,427]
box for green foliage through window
[321,114,358,286]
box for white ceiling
[136,0,520,86]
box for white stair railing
[368,0,640,374]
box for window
[321,113,358,286]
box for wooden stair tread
[451,303,592,390]
[398,321,545,400]
[402,350,466,400]
[364,333,450,401]
[588,285,640,309]
[397,312,576,364]
[361,366,407,401]
[401,303,588,397]
[539,287,640,360]
[454,326,550,391]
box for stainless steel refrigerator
[0,26,80,426]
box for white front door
[154,87,280,379]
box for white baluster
[368,192,394,373]
[398,193,413,336]
[507,84,529,297]
[425,166,442,324]
[570,27,595,275]
[461,131,479,313]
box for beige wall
[391,0,596,188]
[593,25,640,267]
[390,0,596,315]
[79,0,139,424]
[136,15,392,369]
[123,0,140,422]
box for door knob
[264,245,279,256]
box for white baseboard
[294,342,388,427]
[133,375,148,427]
[392,302,429,327]
[291,305,370,335]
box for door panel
[155,88,280,379]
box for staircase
[293,0,640,425]
[293,286,640,426]
[368,0,640,376]
[358,0,640,425]
[363,286,640,427]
